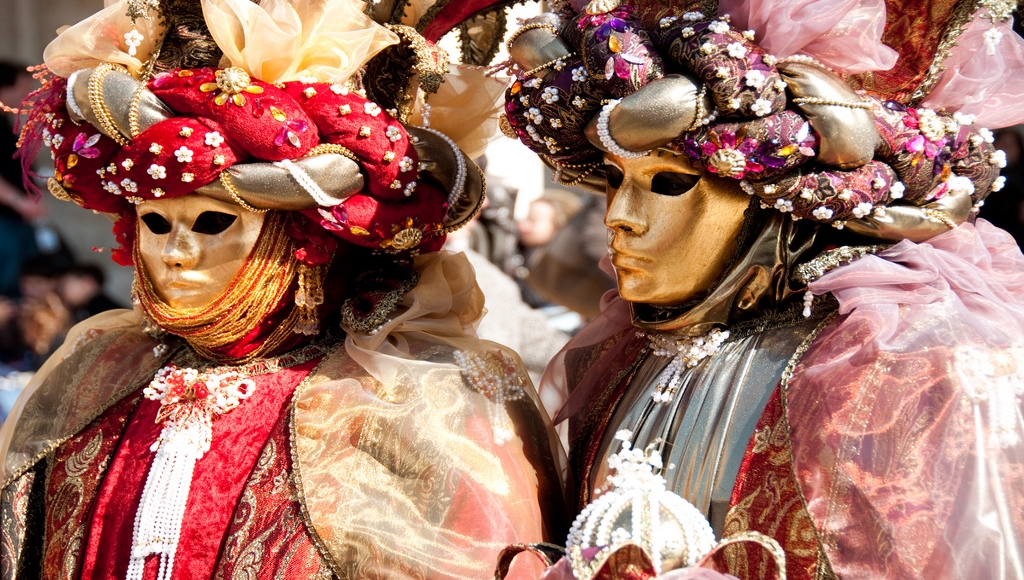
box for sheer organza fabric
[0,252,568,579]
[719,0,1024,128]
[798,220,1024,579]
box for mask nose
[161,226,201,269]
[604,175,648,236]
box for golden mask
[137,194,266,310]
[604,152,751,307]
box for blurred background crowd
[2,2,1024,422]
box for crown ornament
[566,430,717,577]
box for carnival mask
[605,152,751,306]
[137,194,266,310]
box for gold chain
[221,172,269,214]
[134,212,304,363]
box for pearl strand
[597,100,651,160]
[419,128,468,216]
[274,159,342,207]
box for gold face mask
[605,152,752,307]
[137,194,266,310]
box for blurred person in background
[0,61,45,298]
[445,212,570,384]
[979,126,1024,247]
[509,191,582,307]
[57,264,123,323]
[522,192,616,321]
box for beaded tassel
[453,350,526,444]
[128,364,255,580]
[646,329,729,404]
[294,264,324,336]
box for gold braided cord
[307,143,360,161]
[220,172,269,214]
[134,211,304,363]
[88,63,130,146]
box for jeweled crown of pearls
[566,430,716,576]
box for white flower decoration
[700,42,715,55]
[774,198,794,213]
[386,126,402,143]
[174,146,193,163]
[120,178,138,193]
[571,67,588,82]
[147,164,166,180]
[572,96,587,109]
[992,175,1007,192]
[364,102,382,117]
[52,134,64,149]
[991,150,1008,168]
[550,118,563,129]
[204,132,224,147]
[728,97,742,110]
[872,177,886,190]
[682,11,704,21]
[716,66,730,79]
[541,87,560,104]
[852,202,873,218]
[526,107,544,124]
[727,42,748,59]
[149,143,163,154]
[330,84,348,95]
[42,129,52,147]
[525,78,543,88]
[744,70,765,89]
[751,98,771,117]
[812,206,834,221]
[124,29,144,57]
[103,181,121,195]
[978,127,995,144]
[838,189,852,201]
[399,156,414,172]
[708,20,729,34]
[889,181,905,199]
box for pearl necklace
[644,328,730,404]
[127,343,327,580]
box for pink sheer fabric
[539,256,634,427]
[920,16,1024,129]
[795,220,1024,579]
[717,0,897,74]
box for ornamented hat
[499,0,1023,239]
[16,0,526,262]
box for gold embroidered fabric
[0,309,167,486]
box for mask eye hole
[651,172,699,197]
[140,213,171,235]
[606,165,624,190]
[191,211,238,235]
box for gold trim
[127,84,147,138]
[777,311,839,580]
[792,245,888,285]
[306,143,359,162]
[87,63,130,147]
[0,345,177,491]
[285,343,351,578]
[46,178,73,202]
[438,162,486,235]
[220,172,269,214]
[910,0,981,104]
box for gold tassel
[294,264,324,335]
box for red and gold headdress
[11,0,518,359]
